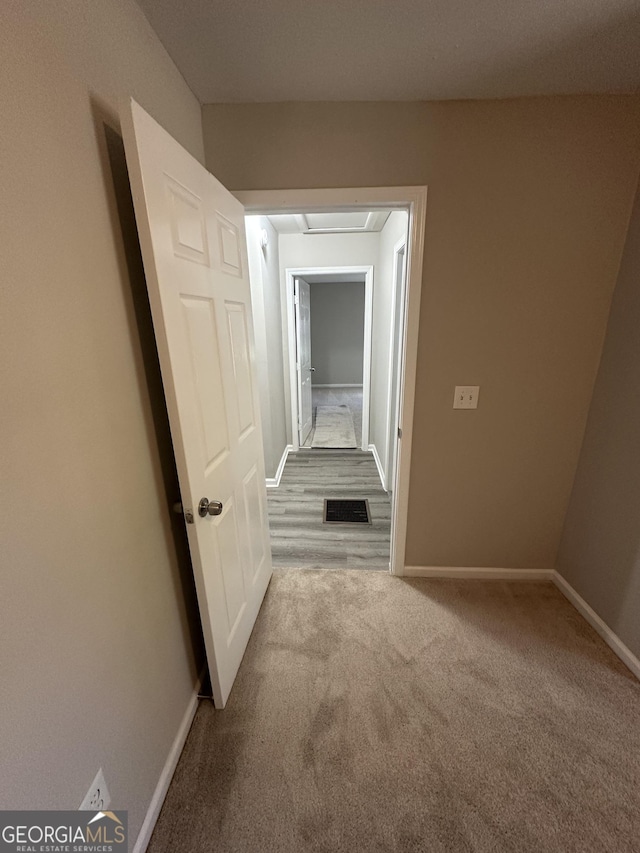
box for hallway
[267,449,391,570]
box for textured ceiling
[136,0,640,103]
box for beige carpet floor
[148,571,640,853]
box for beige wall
[203,97,640,568]
[1,0,204,841]
[556,176,640,659]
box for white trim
[286,274,299,451]
[132,670,204,853]
[384,238,407,492]
[312,383,363,389]
[387,190,427,577]
[404,566,554,580]
[236,187,428,580]
[362,270,373,451]
[235,187,426,213]
[294,277,313,446]
[552,572,640,681]
[266,444,292,489]
[368,443,387,491]
[285,265,374,452]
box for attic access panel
[323,499,372,525]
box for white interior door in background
[295,278,313,445]
[121,99,272,708]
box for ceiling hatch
[266,210,391,234]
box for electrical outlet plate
[453,385,480,409]
[79,767,111,811]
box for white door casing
[295,278,313,446]
[386,241,407,496]
[285,266,374,452]
[237,188,428,576]
[121,99,272,707]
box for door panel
[216,501,246,637]
[295,278,313,445]
[216,214,243,275]
[226,301,255,435]
[122,99,272,707]
[243,465,267,582]
[181,297,229,464]
[167,177,210,264]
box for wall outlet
[79,767,111,811]
[453,385,480,409]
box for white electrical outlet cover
[79,767,111,811]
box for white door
[121,99,272,708]
[295,278,313,445]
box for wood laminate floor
[267,449,391,570]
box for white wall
[246,216,289,477]
[279,231,380,270]
[370,212,409,486]
[310,282,365,385]
[1,0,204,843]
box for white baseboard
[266,445,292,489]
[552,571,640,681]
[132,669,205,853]
[312,384,363,389]
[403,566,554,580]
[367,443,387,491]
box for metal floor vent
[323,499,371,525]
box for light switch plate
[453,386,480,409]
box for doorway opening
[287,266,372,451]
[241,189,427,575]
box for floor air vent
[323,499,371,525]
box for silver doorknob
[310,367,316,372]
[198,498,223,518]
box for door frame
[384,237,407,490]
[235,187,427,577]
[286,266,373,452]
